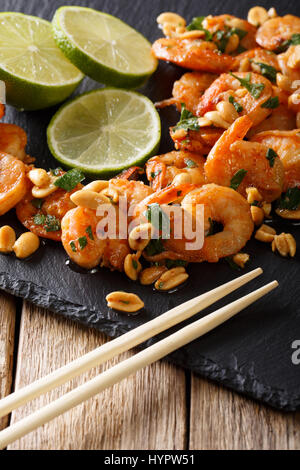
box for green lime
[47,88,161,177]
[52,6,158,88]
[0,12,84,110]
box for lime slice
[47,88,161,177]
[52,6,158,88]
[0,12,84,110]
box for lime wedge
[47,88,161,177]
[0,12,84,110]
[52,6,158,88]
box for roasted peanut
[178,30,205,39]
[262,202,272,218]
[251,205,264,226]
[129,223,154,251]
[124,253,142,281]
[275,208,300,219]
[246,187,263,205]
[172,172,192,185]
[139,265,168,285]
[255,224,276,243]
[233,252,250,269]
[216,101,239,124]
[287,45,300,70]
[239,58,251,72]
[272,233,296,257]
[225,33,239,54]
[172,128,187,140]
[83,180,109,192]
[28,168,50,187]
[197,116,212,127]
[0,225,16,253]
[267,7,277,18]
[70,189,111,209]
[157,12,186,27]
[154,267,188,291]
[100,187,119,203]
[106,291,144,313]
[247,6,269,26]
[13,232,40,259]
[31,175,58,198]
[203,111,231,129]
[276,73,292,93]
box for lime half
[47,88,161,177]
[52,6,158,88]
[0,12,84,110]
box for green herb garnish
[33,214,46,225]
[31,198,44,209]
[44,215,61,232]
[266,148,278,167]
[253,62,277,83]
[214,27,247,53]
[69,241,77,253]
[86,225,94,240]
[229,95,243,113]
[277,187,300,211]
[165,259,188,269]
[261,96,279,109]
[173,103,200,132]
[78,236,87,250]
[145,238,165,256]
[144,203,170,235]
[275,34,300,53]
[150,170,162,179]
[54,168,85,192]
[230,169,247,190]
[230,72,265,99]
[185,159,197,168]
[132,259,138,270]
[186,16,212,41]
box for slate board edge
[1,271,299,412]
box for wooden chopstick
[0,268,262,419]
[0,279,278,449]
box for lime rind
[52,6,158,89]
[0,12,84,110]
[47,88,161,177]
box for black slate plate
[0,0,300,411]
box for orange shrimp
[256,15,300,51]
[197,72,274,126]
[205,116,285,202]
[202,14,257,51]
[0,152,27,215]
[170,126,223,154]
[0,123,28,161]
[250,130,300,190]
[234,48,280,76]
[146,151,206,191]
[247,104,296,137]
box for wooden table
[0,291,299,450]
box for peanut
[129,223,154,251]
[124,253,142,281]
[0,225,16,253]
[139,265,168,285]
[13,232,40,259]
[154,267,188,291]
[247,6,269,27]
[106,291,144,313]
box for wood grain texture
[189,375,300,450]
[7,302,186,450]
[0,292,16,431]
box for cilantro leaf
[69,241,77,253]
[86,225,94,240]
[229,95,243,113]
[44,215,61,232]
[277,188,300,211]
[54,168,85,192]
[31,198,44,209]
[185,159,197,168]
[253,62,277,83]
[144,203,170,236]
[145,238,165,256]
[276,33,300,52]
[33,214,46,225]
[230,169,247,190]
[173,104,200,132]
[266,148,278,167]
[261,96,279,109]
[186,16,212,40]
[230,72,265,99]
[78,236,87,250]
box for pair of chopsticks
[0,267,277,448]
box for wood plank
[0,292,16,431]
[8,302,187,450]
[189,375,300,450]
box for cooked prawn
[152,38,236,74]
[202,14,257,51]
[146,150,206,190]
[256,15,300,51]
[0,152,27,216]
[205,116,285,201]
[16,172,82,241]
[250,129,300,190]
[234,48,280,76]
[197,72,274,126]
[247,104,296,137]
[170,126,223,154]
[0,123,28,161]
[61,179,153,270]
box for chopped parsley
[132,259,138,270]
[145,238,165,256]
[173,104,200,132]
[150,170,162,179]
[253,62,277,83]
[54,168,85,192]
[230,72,265,99]
[185,159,197,168]
[86,225,94,240]
[275,33,300,53]
[69,241,77,253]
[261,96,279,109]
[31,198,44,209]
[229,95,243,113]
[266,148,278,167]
[165,259,188,269]
[230,169,247,190]
[78,236,87,250]
[277,187,300,211]
[33,214,61,232]
[186,16,212,41]
[144,203,170,236]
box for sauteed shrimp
[0,152,27,216]
[256,15,300,51]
